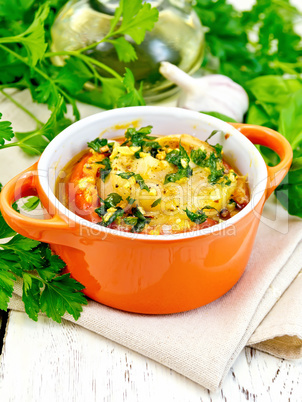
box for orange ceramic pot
[0,107,292,314]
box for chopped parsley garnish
[151,198,161,208]
[95,193,122,217]
[117,172,150,192]
[117,172,134,179]
[99,208,124,227]
[184,208,207,224]
[191,145,224,184]
[122,126,156,147]
[87,138,113,154]
[96,157,111,182]
[124,207,151,233]
[126,196,135,204]
[191,148,207,165]
[164,167,193,184]
[123,216,138,226]
[122,126,160,158]
[164,142,193,184]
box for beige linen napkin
[7,197,302,391]
[2,90,302,391]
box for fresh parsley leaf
[184,208,207,225]
[0,269,16,311]
[0,208,87,321]
[40,273,86,323]
[114,0,159,45]
[116,68,145,107]
[22,273,42,321]
[22,196,40,212]
[6,3,49,66]
[279,89,302,149]
[54,57,93,95]
[0,113,14,146]
[14,96,72,155]
[109,37,137,63]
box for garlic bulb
[159,61,249,122]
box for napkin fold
[8,197,302,391]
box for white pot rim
[38,106,268,241]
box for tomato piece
[66,151,106,223]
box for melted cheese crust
[95,134,249,234]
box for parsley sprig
[0,198,87,323]
[0,0,158,155]
[117,172,150,192]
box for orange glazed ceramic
[0,107,293,314]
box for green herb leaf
[164,142,193,183]
[200,111,237,123]
[184,208,207,225]
[126,196,135,204]
[151,198,161,208]
[10,3,49,66]
[131,207,151,233]
[164,167,193,184]
[117,172,135,180]
[117,69,145,107]
[191,148,207,165]
[115,0,159,45]
[22,196,40,212]
[99,207,125,227]
[102,193,123,210]
[88,138,108,152]
[279,89,302,149]
[22,273,42,321]
[97,157,112,181]
[134,174,150,192]
[0,206,87,320]
[0,113,14,146]
[124,216,138,226]
[40,273,86,323]
[117,172,150,192]
[110,37,137,63]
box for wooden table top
[1,310,302,401]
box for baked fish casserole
[56,126,249,234]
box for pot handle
[229,123,293,199]
[0,162,70,243]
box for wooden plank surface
[1,311,302,401]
